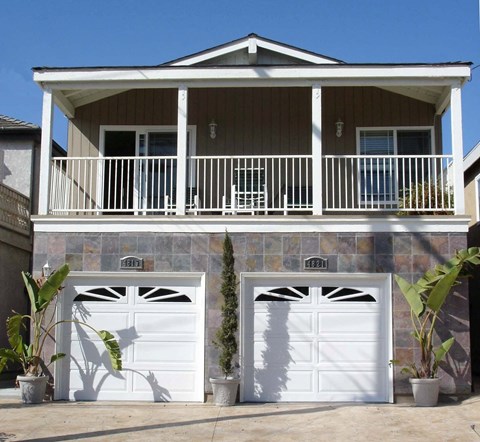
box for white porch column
[312,84,323,215]
[38,89,54,215]
[176,85,188,215]
[450,83,465,215]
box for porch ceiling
[50,83,452,119]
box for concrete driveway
[0,392,479,441]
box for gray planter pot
[17,375,48,404]
[410,378,440,407]
[210,378,240,406]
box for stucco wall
[0,138,35,197]
[33,230,470,396]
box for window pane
[360,130,394,155]
[397,130,431,155]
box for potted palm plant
[394,247,480,406]
[0,264,122,403]
[209,232,240,406]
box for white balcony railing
[48,154,454,215]
[323,155,454,212]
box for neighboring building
[0,115,64,379]
[31,34,471,402]
[463,141,480,381]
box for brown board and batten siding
[68,86,440,157]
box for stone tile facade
[33,231,470,396]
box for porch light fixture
[209,119,217,139]
[336,119,344,138]
[42,261,52,278]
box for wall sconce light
[42,261,52,278]
[335,119,344,138]
[209,119,217,139]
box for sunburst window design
[138,287,192,302]
[255,286,309,302]
[322,287,376,302]
[74,287,126,302]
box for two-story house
[31,34,471,402]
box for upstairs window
[358,128,433,205]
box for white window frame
[475,173,480,223]
[356,126,435,207]
[97,125,197,212]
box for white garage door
[242,274,392,403]
[56,273,205,402]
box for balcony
[48,154,454,216]
[0,183,31,234]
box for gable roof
[31,34,471,120]
[162,33,344,66]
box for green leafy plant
[213,231,238,378]
[394,247,480,378]
[0,263,122,377]
[398,180,454,215]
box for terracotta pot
[209,378,240,406]
[17,375,48,404]
[410,378,440,407]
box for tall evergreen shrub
[213,231,238,378]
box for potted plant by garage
[0,263,122,404]
[209,232,240,406]
[393,247,480,406]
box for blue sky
[1,0,479,153]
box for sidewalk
[0,391,479,442]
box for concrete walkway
[0,391,479,441]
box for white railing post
[312,84,322,215]
[38,88,54,215]
[176,85,188,215]
[450,83,465,215]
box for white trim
[248,36,257,65]
[355,127,436,206]
[55,271,206,402]
[451,84,465,215]
[99,125,197,158]
[312,85,322,215]
[98,124,197,213]
[31,215,470,233]
[475,174,480,224]
[38,89,54,215]
[255,39,339,64]
[170,40,248,66]
[176,86,188,215]
[356,126,436,153]
[34,65,471,86]
[239,272,393,403]
[169,35,340,67]
[53,90,75,118]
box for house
[463,141,480,383]
[0,115,64,380]
[31,34,471,402]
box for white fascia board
[34,65,471,87]
[464,141,480,172]
[168,41,248,66]
[256,38,339,64]
[31,215,470,233]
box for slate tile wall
[33,231,470,396]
